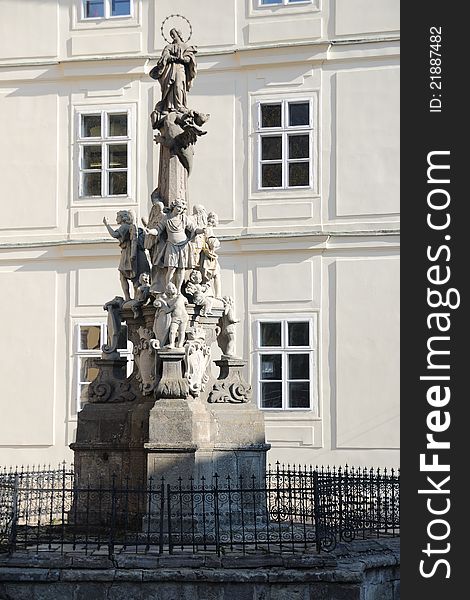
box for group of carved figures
[103,200,238,357]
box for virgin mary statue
[149,28,197,115]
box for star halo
[161,14,193,44]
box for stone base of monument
[71,305,269,532]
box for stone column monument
[71,16,269,506]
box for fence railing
[0,464,399,556]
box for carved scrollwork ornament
[208,379,252,404]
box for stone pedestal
[71,301,270,534]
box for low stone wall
[0,539,399,600]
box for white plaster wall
[0,269,57,452]
[335,68,400,218]
[0,0,58,60]
[335,0,400,37]
[0,90,59,233]
[335,257,399,449]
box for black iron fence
[0,464,399,556]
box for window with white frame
[256,319,314,410]
[82,0,132,19]
[257,99,313,189]
[259,0,312,6]
[75,323,133,411]
[77,110,130,198]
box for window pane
[111,0,131,16]
[109,171,128,195]
[288,162,309,187]
[82,172,101,196]
[261,382,282,409]
[288,134,309,159]
[117,323,128,350]
[288,354,309,380]
[288,102,309,126]
[261,104,282,128]
[108,113,128,136]
[260,354,282,380]
[82,114,101,137]
[261,136,282,160]
[85,0,104,18]
[261,0,282,4]
[260,322,281,347]
[79,325,101,351]
[288,322,309,346]
[82,145,102,169]
[288,0,309,3]
[262,163,282,188]
[79,357,100,383]
[108,144,128,168]
[288,381,310,408]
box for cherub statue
[156,282,189,349]
[200,235,221,299]
[103,211,150,301]
[125,272,151,319]
[218,296,240,358]
[152,110,209,175]
[206,211,218,237]
[185,270,213,316]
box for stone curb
[0,565,398,584]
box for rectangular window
[258,99,313,189]
[257,319,314,410]
[77,110,130,198]
[75,323,133,411]
[83,0,131,19]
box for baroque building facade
[0,0,399,467]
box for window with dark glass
[258,320,312,410]
[78,111,129,198]
[258,100,312,189]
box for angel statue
[149,27,197,118]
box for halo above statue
[161,14,193,44]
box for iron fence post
[159,478,165,555]
[167,483,173,554]
[108,474,116,558]
[8,474,19,554]
[313,469,321,553]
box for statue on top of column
[149,16,209,206]
[149,27,197,116]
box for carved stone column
[156,145,188,207]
